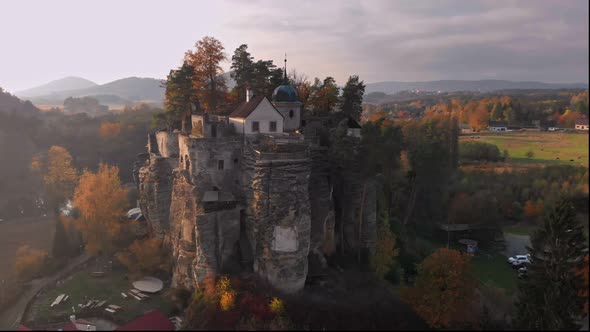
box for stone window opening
[289,110,294,118]
[218,160,224,170]
[233,158,238,163]
[185,155,190,170]
[269,121,277,132]
[252,121,259,132]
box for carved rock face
[137,134,376,294]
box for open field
[472,254,517,291]
[0,216,55,280]
[460,130,589,166]
[25,265,175,325]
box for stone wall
[156,131,179,158]
[241,142,312,293]
[138,155,177,232]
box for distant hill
[16,77,164,107]
[0,88,39,115]
[16,76,98,98]
[365,80,589,94]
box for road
[503,233,531,257]
[0,253,90,330]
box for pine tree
[52,217,71,259]
[515,198,588,330]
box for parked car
[508,254,531,267]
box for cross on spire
[283,53,288,82]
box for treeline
[364,89,589,129]
[0,102,159,218]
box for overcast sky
[1,0,588,92]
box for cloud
[219,0,589,84]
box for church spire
[283,53,288,83]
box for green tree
[489,103,503,121]
[52,217,71,259]
[515,198,588,330]
[340,75,366,122]
[230,44,255,100]
[163,61,197,132]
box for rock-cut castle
[135,71,377,293]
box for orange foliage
[523,200,538,218]
[116,236,170,277]
[401,248,478,328]
[73,163,128,256]
[468,104,489,131]
[98,122,123,138]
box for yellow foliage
[43,146,78,208]
[73,163,128,256]
[269,297,285,315]
[14,245,48,281]
[99,122,123,138]
[116,236,170,277]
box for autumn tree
[289,69,311,109]
[184,36,227,113]
[370,211,399,279]
[401,248,478,328]
[99,122,123,138]
[116,236,171,278]
[307,77,339,116]
[73,163,128,256]
[163,61,197,132]
[515,198,588,330]
[340,75,366,122]
[32,146,78,212]
[468,104,489,131]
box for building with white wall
[228,93,284,135]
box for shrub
[525,150,535,159]
[220,291,236,311]
[269,297,285,316]
[459,141,502,162]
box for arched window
[289,110,294,118]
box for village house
[488,121,508,131]
[460,123,474,134]
[575,118,589,131]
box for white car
[508,254,531,267]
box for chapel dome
[272,84,299,103]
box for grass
[460,130,589,166]
[28,265,175,324]
[471,254,517,291]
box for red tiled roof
[16,325,32,331]
[576,118,589,125]
[115,310,175,331]
[228,95,284,119]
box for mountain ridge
[364,79,588,94]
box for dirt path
[0,253,90,330]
